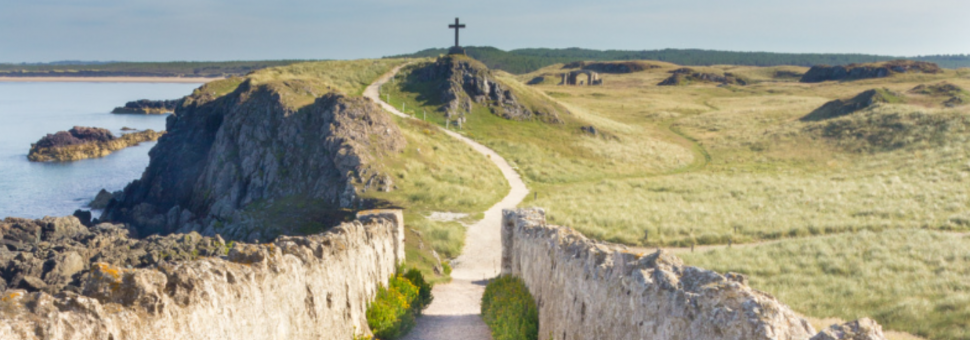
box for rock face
[0,209,405,340]
[801,88,901,122]
[100,80,405,242]
[800,60,941,83]
[112,99,184,114]
[413,55,563,123]
[658,68,748,86]
[503,208,828,340]
[810,318,887,340]
[28,127,164,162]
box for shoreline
[0,76,222,84]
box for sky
[1,0,968,63]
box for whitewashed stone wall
[0,209,405,340]
[501,208,818,340]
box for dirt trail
[365,64,529,340]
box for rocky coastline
[111,99,183,114]
[28,126,164,162]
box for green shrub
[366,268,434,339]
[481,275,539,340]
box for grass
[481,275,539,340]
[362,115,508,282]
[384,56,970,336]
[680,230,970,340]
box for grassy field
[383,57,970,337]
[517,63,970,247]
[680,230,970,340]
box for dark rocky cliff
[100,79,406,242]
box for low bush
[365,268,433,340]
[481,275,539,340]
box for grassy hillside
[389,47,970,74]
[179,59,509,282]
[680,230,970,340]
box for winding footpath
[365,64,529,340]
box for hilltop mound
[100,76,406,241]
[411,55,564,123]
[562,60,660,74]
[658,68,748,86]
[801,88,903,122]
[28,126,163,162]
[909,82,969,107]
[800,60,941,83]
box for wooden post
[403,102,406,112]
[728,238,732,248]
[644,230,649,242]
[423,110,426,121]
[691,243,695,253]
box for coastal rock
[112,98,184,114]
[800,60,940,83]
[87,189,118,209]
[101,79,405,241]
[810,318,887,340]
[0,210,406,340]
[28,127,164,162]
[0,215,235,294]
[414,55,564,123]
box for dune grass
[680,230,970,340]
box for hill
[0,60,310,78]
[389,47,970,74]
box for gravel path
[365,64,529,340]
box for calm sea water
[0,82,201,219]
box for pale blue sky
[1,0,967,62]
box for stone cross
[448,18,466,47]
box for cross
[448,18,466,47]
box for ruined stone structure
[501,208,887,340]
[561,70,602,86]
[0,210,405,340]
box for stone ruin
[561,70,602,86]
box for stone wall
[0,209,405,340]
[502,208,820,340]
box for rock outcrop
[810,318,887,340]
[800,60,941,83]
[100,79,405,242]
[112,99,183,114]
[0,216,227,294]
[27,127,164,162]
[658,68,748,86]
[801,88,902,122]
[564,60,660,74]
[909,82,969,107]
[0,209,405,340]
[501,208,892,340]
[412,55,563,123]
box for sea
[0,81,202,220]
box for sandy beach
[0,76,222,83]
